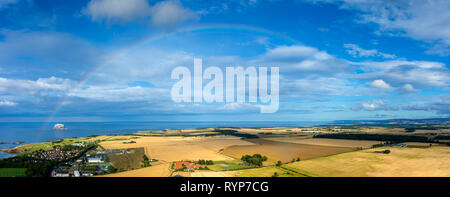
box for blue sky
[0,0,449,122]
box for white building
[74,170,80,177]
[87,156,103,163]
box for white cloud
[83,0,197,30]
[353,100,393,111]
[69,85,168,102]
[83,0,151,23]
[150,0,197,30]
[344,44,396,58]
[402,84,415,92]
[0,76,75,95]
[310,0,450,56]
[353,60,449,89]
[0,99,17,106]
[370,79,391,89]
[264,45,332,61]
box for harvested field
[285,146,450,177]
[223,139,355,164]
[99,135,254,162]
[100,163,171,177]
[266,137,380,148]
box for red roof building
[173,161,205,170]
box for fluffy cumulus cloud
[309,0,450,56]
[370,79,391,89]
[150,0,198,30]
[82,0,152,23]
[352,60,450,90]
[253,45,349,77]
[83,0,197,30]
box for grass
[0,168,27,177]
[108,148,146,172]
[135,130,166,135]
[207,160,255,171]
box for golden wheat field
[265,137,381,148]
[285,146,450,177]
[99,135,254,162]
[223,139,355,163]
[100,163,172,177]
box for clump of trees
[197,160,214,165]
[241,154,267,167]
[276,161,283,166]
[272,172,279,177]
[142,155,151,167]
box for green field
[108,148,146,172]
[13,136,99,154]
[207,160,255,171]
[0,168,27,177]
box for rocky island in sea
[53,123,66,130]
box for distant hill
[332,118,450,126]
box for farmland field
[190,170,237,177]
[223,139,355,164]
[285,146,450,177]
[206,160,255,171]
[100,135,254,162]
[235,166,304,177]
[265,137,381,148]
[107,148,146,171]
[0,168,27,177]
[100,163,172,177]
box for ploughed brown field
[223,139,355,163]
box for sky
[0,0,449,122]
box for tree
[272,172,279,177]
[143,155,149,161]
[276,161,282,166]
[108,165,117,173]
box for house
[51,169,70,177]
[74,170,80,177]
[87,156,104,163]
[81,172,93,177]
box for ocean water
[0,121,325,158]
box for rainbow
[43,24,301,128]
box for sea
[0,121,327,158]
